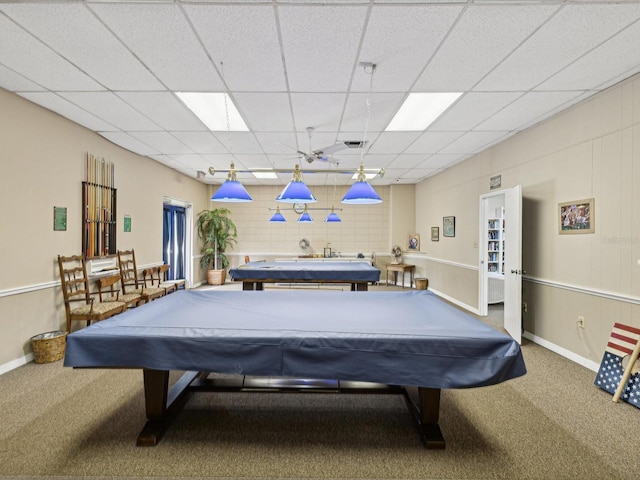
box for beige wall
[0,88,209,368]
[416,72,640,366]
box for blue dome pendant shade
[212,163,252,202]
[297,205,313,222]
[276,164,317,203]
[341,164,382,204]
[325,207,341,223]
[269,206,286,222]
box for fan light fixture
[297,205,313,223]
[269,206,286,222]
[276,164,317,203]
[342,62,382,205]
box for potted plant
[196,208,238,285]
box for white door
[478,185,522,343]
[503,185,522,344]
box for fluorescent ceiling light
[351,172,378,180]
[385,92,462,131]
[176,92,249,131]
[252,170,278,179]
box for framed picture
[408,234,420,251]
[443,216,455,237]
[559,198,594,234]
[431,227,439,242]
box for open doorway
[479,186,522,343]
[162,198,193,288]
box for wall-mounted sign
[53,206,67,231]
[124,215,131,232]
[490,175,502,190]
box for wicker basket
[415,278,429,290]
[207,269,226,285]
[31,330,67,364]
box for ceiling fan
[296,127,348,164]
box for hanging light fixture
[212,61,252,203]
[212,162,252,202]
[269,206,286,222]
[276,164,317,203]
[297,205,313,223]
[342,63,382,205]
[325,207,341,223]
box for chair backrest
[244,255,251,263]
[141,266,160,288]
[159,264,172,282]
[97,274,121,302]
[58,255,91,310]
[117,249,140,294]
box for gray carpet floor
[1,283,638,479]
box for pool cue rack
[83,153,117,259]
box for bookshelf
[487,207,504,303]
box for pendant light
[325,207,341,223]
[269,206,286,222]
[297,205,313,222]
[212,61,252,203]
[342,63,381,205]
[212,162,252,202]
[276,164,317,203]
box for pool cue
[613,340,640,402]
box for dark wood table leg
[355,282,368,291]
[137,370,201,447]
[403,386,446,449]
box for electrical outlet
[577,316,585,328]
[522,302,528,313]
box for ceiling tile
[476,91,585,131]
[537,18,640,91]
[18,92,117,132]
[0,64,45,92]
[88,3,223,91]
[59,92,160,131]
[290,93,347,132]
[255,133,300,156]
[0,14,102,91]
[340,92,406,132]
[0,3,163,91]
[212,132,263,154]
[99,132,159,156]
[430,92,522,131]
[128,132,194,155]
[368,132,422,154]
[476,3,640,91]
[234,93,294,132]
[278,4,368,92]
[439,131,510,155]
[184,4,286,92]
[116,92,206,131]
[170,132,228,155]
[404,131,464,154]
[414,4,559,91]
[354,4,463,92]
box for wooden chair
[142,266,176,295]
[117,249,165,302]
[159,264,186,292]
[97,274,145,309]
[244,255,251,263]
[57,255,126,333]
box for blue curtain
[162,205,186,280]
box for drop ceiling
[2,0,640,187]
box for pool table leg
[404,386,446,449]
[137,369,200,446]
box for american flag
[595,322,640,408]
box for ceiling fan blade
[314,142,347,156]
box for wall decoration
[408,234,420,251]
[83,153,116,258]
[431,227,439,242]
[559,198,594,234]
[124,215,132,232]
[53,206,67,231]
[443,216,455,237]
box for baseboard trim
[523,331,600,372]
[0,353,34,376]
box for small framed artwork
[431,227,439,242]
[559,198,594,234]
[408,234,420,251]
[443,216,455,237]
[124,215,132,233]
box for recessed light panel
[176,92,249,131]
[385,92,462,131]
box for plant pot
[207,269,226,285]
